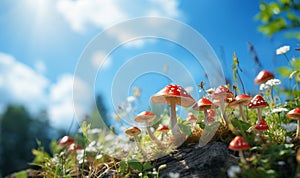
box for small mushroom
[151,84,195,136]
[207,109,216,117]
[254,70,274,84]
[193,97,213,125]
[67,143,83,152]
[255,119,269,131]
[125,126,147,156]
[248,95,268,121]
[156,125,170,141]
[228,94,252,122]
[59,136,74,146]
[229,136,250,163]
[212,85,234,126]
[186,112,198,128]
[134,111,164,148]
[286,108,300,140]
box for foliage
[256,0,300,39]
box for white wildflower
[271,107,288,113]
[127,96,136,103]
[266,79,281,86]
[286,136,292,143]
[87,128,102,134]
[276,45,290,55]
[260,83,271,90]
[96,154,103,160]
[277,161,286,165]
[227,165,241,178]
[168,172,180,178]
[152,168,158,175]
[138,172,143,177]
[281,123,298,133]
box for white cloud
[0,52,92,129]
[49,74,92,129]
[92,51,111,69]
[0,53,49,112]
[56,0,181,32]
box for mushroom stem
[257,108,262,121]
[239,104,247,122]
[133,136,147,156]
[169,100,181,136]
[203,109,208,126]
[238,150,247,163]
[146,125,164,148]
[296,120,300,140]
[220,99,230,126]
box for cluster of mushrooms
[123,69,300,162]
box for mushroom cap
[156,125,170,132]
[59,136,74,146]
[254,70,274,84]
[67,143,83,152]
[186,112,197,122]
[229,136,250,151]
[134,111,156,123]
[212,85,234,100]
[255,119,269,131]
[286,108,300,120]
[248,95,268,109]
[228,94,252,108]
[207,109,216,117]
[193,97,213,111]
[151,84,195,107]
[125,126,141,136]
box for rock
[155,142,235,178]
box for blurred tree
[256,0,300,39]
[0,105,54,176]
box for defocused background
[0,0,299,176]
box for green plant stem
[237,71,246,94]
[134,136,147,157]
[284,54,292,66]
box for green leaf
[128,160,143,172]
[276,67,292,77]
[143,162,153,171]
[292,59,300,69]
[231,119,251,131]
[178,121,192,136]
[15,171,28,178]
[119,160,127,173]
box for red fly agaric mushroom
[212,85,234,126]
[134,111,163,148]
[193,97,213,125]
[186,112,198,128]
[59,136,74,146]
[248,95,268,121]
[229,136,250,163]
[156,125,170,140]
[254,70,274,84]
[286,108,300,140]
[67,143,83,152]
[255,119,269,131]
[151,84,195,136]
[207,109,216,117]
[228,94,252,122]
[125,126,147,156]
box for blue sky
[0,0,296,129]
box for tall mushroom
[193,97,213,126]
[286,108,300,140]
[254,70,274,84]
[125,126,147,156]
[228,94,252,122]
[248,95,268,121]
[229,136,250,163]
[151,84,195,136]
[134,111,164,148]
[212,85,234,126]
[156,125,170,141]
